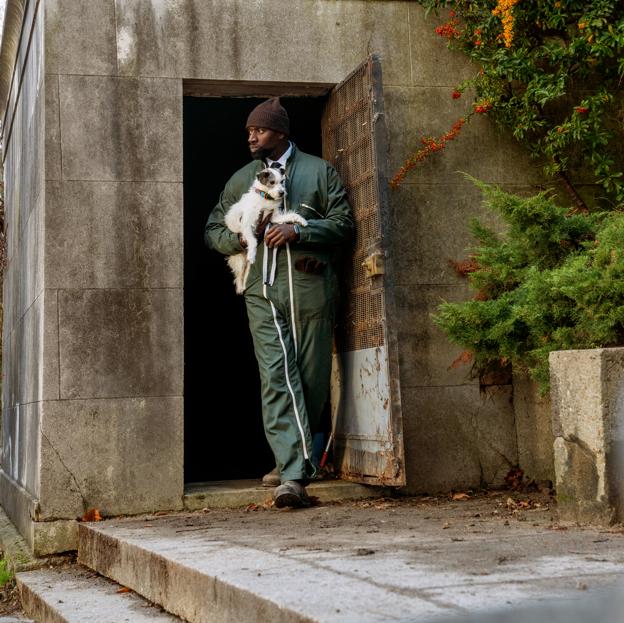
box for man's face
[247,126,285,160]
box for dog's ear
[256,170,271,186]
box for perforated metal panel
[323,57,406,487]
[322,60,384,352]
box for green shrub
[434,177,624,392]
[0,558,13,588]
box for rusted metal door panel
[322,56,405,486]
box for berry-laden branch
[405,1,624,210]
[390,117,466,188]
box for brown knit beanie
[246,97,290,135]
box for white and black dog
[224,167,307,294]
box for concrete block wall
[0,0,46,549]
[385,5,545,492]
[512,373,554,483]
[40,0,185,535]
[0,0,547,552]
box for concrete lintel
[183,79,334,98]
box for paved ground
[78,489,624,621]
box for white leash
[262,227,300,356]
[286,243,298,358]
[261,241,309,461]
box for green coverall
[205,145,354,482]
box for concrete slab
[45,180,183,290]
[38,397,184,520]
[112,0,411,85]
[78,494,624,623]
[401,385,517,493]
[45,0,117,76]
[57,289,183,399]
[184,479,388,510]
[58,75,182,182]
[17,566,181,622]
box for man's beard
[250,147,272,161]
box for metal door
[322,56,405,486]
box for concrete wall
[0,0,547,551]
[0,0,46,550]
[513,373,554,483]
[384,6,541,492]
[40,0,186,549]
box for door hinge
[362,252,385,277]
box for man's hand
[264,224,298,248]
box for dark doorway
[183,95,325,483]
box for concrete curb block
[549,347,624,524]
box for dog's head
[254,167,286,201]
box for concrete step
[78,520,311,623]
[78,513,444,623]
[16,566,181,622]
[183,478,387,510]
[76,501,624,623]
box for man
[205,97,353,508]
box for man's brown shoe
[273,481,311,508]
[261,467,280,487]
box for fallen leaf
[449,350,473,370]
[452,492,470,501]
[81,508,102,522]
[448,257,478,277]
[504,467,524,490]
